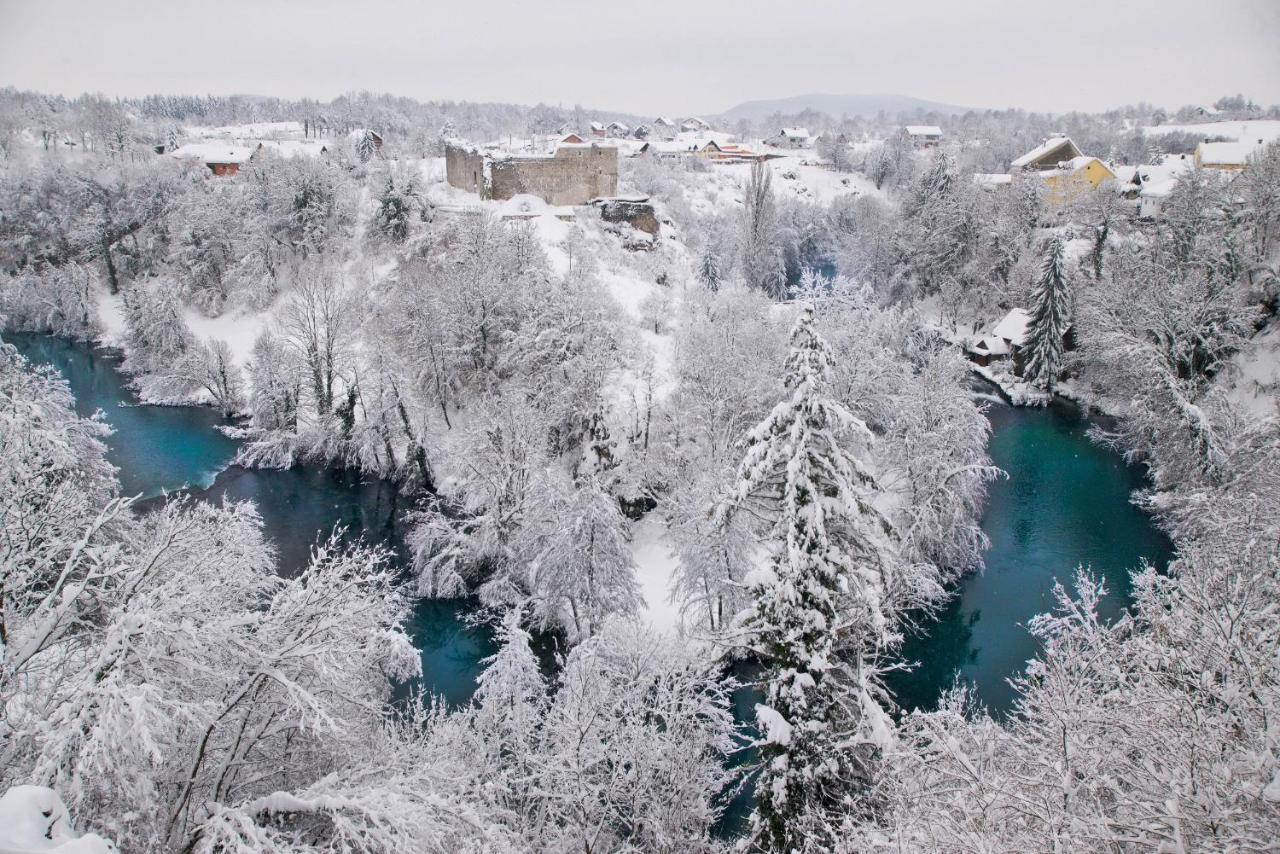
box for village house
[445,141,618,205]
[589,121,606,138]
[652,117,678,139]
[1041,156,1117,204]
[768,127,811,149]
[680,117,711,133]
[1010,134,1083,172]
[967,308,1029,368]
[560,133,587,145]
[638,138,728,161]
[709,142,776,164]
[1127,154,1193,219]
[973,172,1013,190]
[905,125,943,147]
[1010,135,1115,203]
[637,140,697,161]
[1195,139,1263,171]
[966,307,1074,376]
[606,121,631,138]
[170,142,262,176]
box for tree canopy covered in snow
[1,84,1279,852]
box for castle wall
[446,143,618,205]
[490,146,618,205]
[445,145,487,197]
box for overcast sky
[1,0,1278,116]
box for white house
[974,172,1012,190]
[905,125,943,146]
[606,121,631,138]
[680,117,711,133]
[652,117,678,139]
[769,127,811,149]
[1131,154,1193,219]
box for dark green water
[5,332,494,709]
[887,393,1173,714]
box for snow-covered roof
[589,121,605,131]
[1049,156,1115,179]
[974,172,1012,186]
[654,116,676,126]
[1197,140,1261,166]
[1011,135,1082,169]
[641,140,700,154]
[778,127,811,138]
[992,308,1031,347]
[1140,178,1179,199]
[1132,155,1193,197]
[607,121,630,130]
[906,125,943,136]
[970,335,1011,356]
[1111,164,1138,183]
[258,139,330,159]
[171,142,258,164]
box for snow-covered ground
[1144,119,1280,145]
[629,515,683,634]
[0,786,114,853]
[1219,318,1280,421]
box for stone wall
[445,145,487,196]
[445,143,618,205]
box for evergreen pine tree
[356,129,377,163]
[375,176,411,242]
[698,246,722,292]
[728,306,899,851]
[1024,236,1072,391]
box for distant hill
[718,93,976,122]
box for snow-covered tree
[1023,236,1072,391]
[372,172,424,244]
[355,129,379,163]
[527,477,639,640]
[152,338,245,415]
[277,264,360,417]
[520,620,736,852]
[727,306,902,851]
[698,244,723,291]
[0,262,99,339]
[740,161,786,299]
[121,284,194,376]
[246,329,302,433]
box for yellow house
[1039,156,1117,204]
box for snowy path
[629,515,682,635]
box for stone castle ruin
[445,143,618,206]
